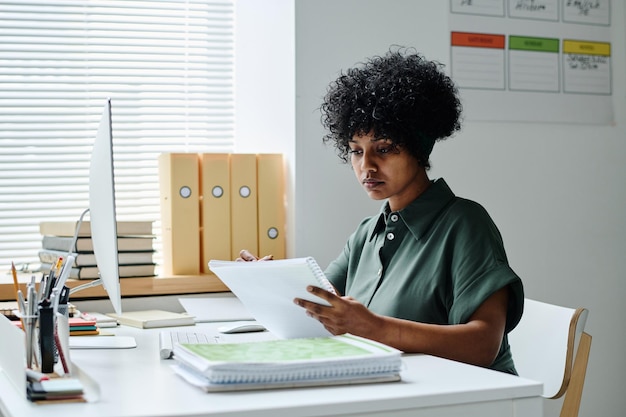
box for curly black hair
[320,47,462,169]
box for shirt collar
[368,178,456,241]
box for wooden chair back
[508,298,591,417]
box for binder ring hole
[267,227,279,239]
[239,186,251,198]
[212,186,224,198]
[179,186,192,198]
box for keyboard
[159,330,220,359]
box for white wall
[234,0,297,255]
[236,1,626,416]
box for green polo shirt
[324,178,524,374]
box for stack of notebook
[11,315,97,336]
[171,334,403,392]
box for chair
[508,298,592,417]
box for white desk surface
[0,322,543,417]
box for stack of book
[38,220,156,280]
[171,334,403,392]
[68,316,99,336]
[12,315,99,336]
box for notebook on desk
[170,334,403,392]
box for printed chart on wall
[449,0,613,124]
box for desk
[0,322,543,417]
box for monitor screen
[88,98,122,315]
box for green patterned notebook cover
[181,335,398,363]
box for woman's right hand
[236,249,274,262]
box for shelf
[0,272,229,301]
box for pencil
[11,261,19,299]
[11,262,26,333]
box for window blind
[0,0,235,269]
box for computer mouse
[217,321,267,334]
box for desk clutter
[38,220,156,279]
[158,153,285,275]
[6,261,88,403]
[171,334,403,392]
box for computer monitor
[88,98,122,315]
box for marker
[38,299,55,373]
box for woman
[240,47,523,374]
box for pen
[28,283,36,314]
[17,289,26,313]
[36,274,45,305]
[25,284,36,367]
[16,289,27,331]
[45,271,56,299]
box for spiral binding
[207,357,400,384]
[304,257,336,295]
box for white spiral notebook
[171,334,402,391]
[208,257,336,339]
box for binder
[257,154,286,259]
[200,153,232,271]
[230,154,258,259]
[158,153,201,275]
